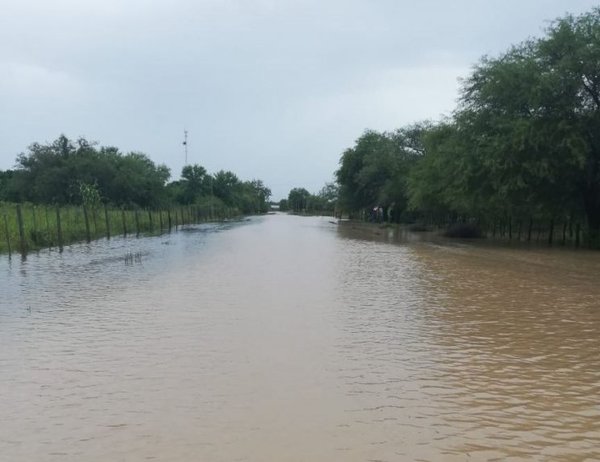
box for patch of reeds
[124,251,143,265]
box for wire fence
[1,202,238,258]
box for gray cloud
[1,0,597,199]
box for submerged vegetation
[0,202,235,257]
[286,8,600,247]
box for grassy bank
[0,202,238,257]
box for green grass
[0,202,238,256]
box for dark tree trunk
[583,143,600,246]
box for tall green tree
[407,7,600,241]
[9,135,171,207]
[287,187,311,213]
[108,152,171,207]
[247,179,272,213]
[0,170,15,201]
[212,170,240,206]
[179,164,209,204]
[336,125,427,221]
[458,8,600,233]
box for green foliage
[407,7,600,237]
[176,164,209,204]
[335,124,427,221]
[79,181,102,209]
[9,135,171,207]
[0,170,16,202]
[247,179,272,214]
[279,198,289,211]
[335,7,600,245]
[0,202,238,255]
[210,171,271,214]
[283,184,338,215]
[108,152,171,207]
[2,135,272,217]
[287,187,311,213]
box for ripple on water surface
[1,215,599,461]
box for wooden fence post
[104,204,111,239]
[3,212,11,258]
[32,205,38,238]
[45,207,51,247]
[569,216,574,243]
[135,210,140,237]
[16,204,27,255]
[56,206,63,252]
[548,218,554,246]
[92,208,98,235]
[82,205,91,243]
[122,209,127,236]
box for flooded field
[1,214,599,461]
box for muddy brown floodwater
[1,214,599,461]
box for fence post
[104,204,111,239]
[92,208,98,235]
[32,205,38,239]
[135,210,140,237]
[122,209,127,236]
[56,206,63,252]
[82,205,91,243]
[548,218,554,246]
[168,209,172,231]
[3,211,11,259]
[16,204,27,255]
[45,207,51,248]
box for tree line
[0,135,271,214]
[279,184,338,214]
[284,8,600,246]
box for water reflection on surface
[1,215,599,461]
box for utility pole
[183,130,188,165]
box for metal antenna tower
[183,130,188,165]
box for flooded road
[1,214,599,461]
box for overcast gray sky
[1,0,597,199]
